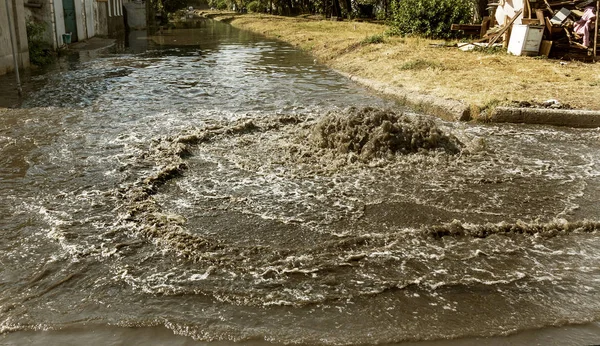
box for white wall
[74,0,86,40]
[85,0,95,38]
[1,0,30,74]
[53,0,67,45]
[94,0,109,36]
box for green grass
[361,34,385,45]
[399,59,444,71]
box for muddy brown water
[1,21,600,345]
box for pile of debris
[452,0,599,60]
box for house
[1,0,30,75]
[24,0,127,49]
[24,0,93,48]
[95,0,126,37]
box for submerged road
[1,20,600,345]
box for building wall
[96,0,124,37]
[24,0,98,48]
[94,0,109,36]
[1,0,30,75]
[109,0,125,36]
[24,0,56,48]
[123,1,146,30]
[74,0,96,41]
[84,0,94,37]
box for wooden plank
[522,18,540,24]
[547,0,575,6]
[480,17,491,37]
[564,27,574,44]
[544,16,554,39]
[575,0,594,9]
[535,9,546,25]
[489,9,523,45]
[504,22,513,48]
[540,40,553,56]
[451,24,483,31]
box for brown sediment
[424,219,600,239]
[311,107,463,160]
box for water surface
[1,20,600,345]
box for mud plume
[312,107,463,160]
[424,219,600,239]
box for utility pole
[4,0,23,96]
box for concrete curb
[341,74,600,128]
[489,107,600,128]
[338,72,471,122]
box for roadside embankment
[204,11,600,126]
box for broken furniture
[451,0,600,60]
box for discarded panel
[507,24,545,56]
[550,7,571,25]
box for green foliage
[26,21,56,67]
[208,0,228,9]
[389,0,474,39]
[361,34,385,44]
[162,0,188,13]
[247,0,259,12]
[217,0,228,9]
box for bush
[162,0,188,13]
[389,0,474,39]
[216,0,228,9]
[26,21,56,67]
[246,0,259,12]
[361,34,385,45]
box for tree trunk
[331,0,341,18]
[344,0,352,18]
[476,0,488,22]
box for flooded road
[1,20,600,345]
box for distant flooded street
[1,20,600,345]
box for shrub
[162,0,188,13]
[26,21,56,67]
[389,0,474,39]
[361,34,385,45]
[216,0,228,9]
[246,0,259,12]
